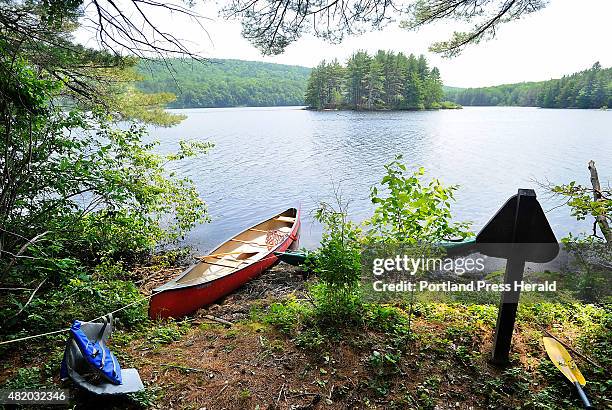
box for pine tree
[424,67,443,108]
[416,55,429,80]
[305,65,321,108]
[365,59,385,109]
[404,71,424,109]
[305,62,325,108]
[346,52,372,109]
[327,59,346,108]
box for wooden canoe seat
[201,258,244,269]
[204,255,239,261]
[275,216,295,223]
[206,252,258,262]
[249,227,291,233]
[248,228,268,233]
[207,258,244,266]
[230,238,266,247]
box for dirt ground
[108,264,537,409]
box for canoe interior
[175,208,297,287]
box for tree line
[445,63,611,109]
[137,59,310,108]
[305,51,455,110]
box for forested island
[137,59,310,108]
[305,51,457,110]
[446,63,611,109]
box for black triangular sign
[476,189,559,263]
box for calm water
[147,106,612,252]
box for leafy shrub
[1,367,49,389]
[440,100,462,109]
[146,320,191,346]
[363,304,408,333]
[309,199,363,324]
[2,270,147,335]
[366,155,472,244]
[263,298,311,334]
[293,328,326,350]
[367,348,401,373]
[0,57,210,340]
[366,346,403,396]
[415,376,441,409]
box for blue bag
[64,318,122,385]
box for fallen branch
[201,314,233,327]
[286,392,320,398]
[3,231,49,276]
[216,383,229,397]
[12,278,47,319]
[276,383,285,404]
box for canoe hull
[148,209,300,319]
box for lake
[148,106,612,252]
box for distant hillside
[445,63,611,109]
[137,59,311,108]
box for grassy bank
[0,261,609,409]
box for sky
[77,0,612,87]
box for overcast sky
[79,0,612,87]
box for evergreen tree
[416,55,429,80]
[404,71,424,109]
[424,67,444,107]
[346,51,371,109]
[305,62,325,109]
[327,60,346,108]
[365,59,385,109]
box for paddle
[543,337,593,409]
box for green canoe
[274,250,309,266]
[274,239,477,266]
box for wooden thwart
[275,216,295,223]
[201,259,245,269]
[196,251,245,259]
[205,255,238,261]
[230,238,267,246]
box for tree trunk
[588,160,612,243]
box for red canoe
[148,208,300,319]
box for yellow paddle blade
[543,337,586,386]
